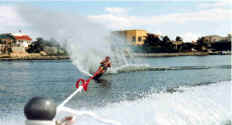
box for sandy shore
[0,52,230,60]
[0,55,69,61]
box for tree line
[28,34,231,56]
[132,34,231,53]
[27,37,68,56]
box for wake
[58,106,121,125]
[107,64,231,74]
[56,83,121,125]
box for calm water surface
[0,55,230,116]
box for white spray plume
[15,5,129,75]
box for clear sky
[0,0,231,41]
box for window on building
[138,37,142,42]
[132,36,136,42]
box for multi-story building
[0,33,32,54]
[0,33,15,54]
[113,29,148,46]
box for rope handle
[75,70,101,92]
[75,79,89,91]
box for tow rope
[58,70,101,109]
[57,69,121,125]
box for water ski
[93,72,103,81]
[92,73,111,86]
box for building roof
[14,35,32,41]
[114,29,147,32]
[123,29,147,32]
[0,33,15,40]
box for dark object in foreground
[24,96,76,125]
[24,97,56,120]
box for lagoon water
[0,55,231,125]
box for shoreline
[130,52,209,57]
[0,52,230,61]
[129,51,231,57]
[0,55,70,61]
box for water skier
[94,56,112,80]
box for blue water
[0,55,231,125]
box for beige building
[113,29,148,45]
[203,35,226,43]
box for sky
[0,0,231,42]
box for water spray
[56,71,121,125]
[17,6,125,124]
[60,106,121,125]
[25,83,121,125]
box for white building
[12,33,32,48]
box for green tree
[27,37,68,56]
[196,37,211,51]
[143,33,161,47]
[27,37,44,53]
[227,34,232,42]
[163,36,171,43]
[175,36,183,42]
[142,34,176,53]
